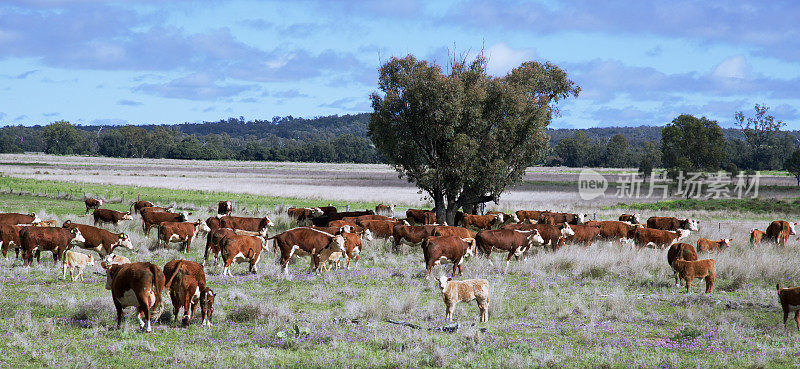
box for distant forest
[0,113,798,170]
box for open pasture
[0,157,799,367]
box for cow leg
[76,267,84,282]
[171,292,181,324]
[182,298,192,326]
[784,308,790,327]
[114,299,124,329]
[426,261,435,277]
[445,303,454,322]
[685,280,692,293]
[705,277,714,293]
[62,262,68,280]
[795,311,800,332]
[452,262,458,277]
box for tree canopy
[369,54,579,224]
[661,114,725,171]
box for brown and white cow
[220,234,266,276]
[750,228,766,247]
[106,254,131,265]
[433,226,477,239]
[130,200,155,215]
[163,260,212,326]
[204,227,236,267]
[475,229,544,266]
[102,261,165,332]
[340,232,365,269]
[585,220,640,246]
[358,219,394,240]
[141,209,186,235]
[672,259,716,293]
[766,220,797,246]
[392,224,437,250]
[157,220,211,252]
[618,213,641,224]
[421,236,477,277]
[667,243,698,286]
[217,201,233,216]
[0,224,29,259]
[0,212,40,225]
[84,198,103,214]
[20,227,85,266]
[327,220,369,239]
[270,227,346,275]
[93,209,133,226]
[205,216,222,234]
[219,215,273,236]
[462,214,504,230]
[777,284,800,331]
[501,223,575,250]
[632,228,690,248]
[696,238,731,253]
[564,223,601,246]
[406,209,437,225]
[63,221,134,258]
[487,211,519,224]
[538,211,587,225]
[62,250,95,281]
[375,204,395,216]
[287,207,324,222]
[646,216,699,232]
[515,210,547,224]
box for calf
[766,220,796,246]
[93,209,132,226]
[696,238,731,253]
[340,232,364,269]
[62,250,95,281]
[102,262,165,332]
[433,226,477,239]
[618,213,641,224]
[219,215,273,236]
[36,220,59,227]
[564,223,601,246]
[217,201,233,216]
[157,220,211,252]
[220,234,265,276]
[646,216,699,232]
[270,227,346,275]
[20,227,85,266]
[141,209,186,235]
[750,228,766,247]
[777,284,800,331]
[130,200,154,215]
[476,229,545,265]
[672,259,716,293]
[327,220,368,238]
[163,260,211,326]
[632,228,690,248]
[63,221,134,258]
[392,224,437,250]
[205,216,222,234]
[84,198,103,214]
[375,204,395,216]
[421,236,477,277]
[0,212,40,225]
[323,252,344,271]
[438,276,489,322]
[666,243,698,286]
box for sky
[0,0,799,129]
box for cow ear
[120,233,128,239]
[71,228,78,234]
[447,277,452,282]
[101,261,110,270]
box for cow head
[509,213,520,223]
[62,220,72,228]
[681,219,699,231]
[362,228,374,241]
[576,214,586,224]
[115,233,134,250]
[790,222,797,236]
[122,212,133,220]
[526,229,545,248]
[461,238,477,257]
[69,228,86,245]
[560,224,575,238]
[311,208,325,218]
[195,220,211,234]
[29,213,41,224]
[720,238,732,249]
[677,229,691,240]
[201,287,215,326]
[437,275,452,293]
[632,214,641,224]
[338,225,354,234]
[328,235,347,253]
[495,213,505,224]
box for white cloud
[711,55,750,80]
[485,43,535,76]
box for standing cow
[102,262,165,332]
[93,209,133,226]
[270,227,346,275]
[421,236,477,277]
[85,198,103,214]
[217,201,232,216]
[20,227,85,266]
[157,220,211,252]
[766,220,796,246]
[0,212,40,225]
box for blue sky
[1,0,799,129]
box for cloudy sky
[1,0,798,129]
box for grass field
[1,156,799,368]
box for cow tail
[246,247,255,259]
[165,260,185,290]
[149,263,164,309]
[777,283,782,291]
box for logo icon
[578,169,608,200]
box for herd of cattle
[1,198,800,330]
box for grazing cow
[777,284,800,331]
[515,210,546,224]
[564,223,601,246]
[421,236,477,277]
[538,212,586,225]
[0,224,28,259]
[501,223,575,250]
[288,207,324,222]
[433,226,477,239]
[438,276,489,322]
[217,201,233,216]
[157,220,211,252]
[0,212,40,225]
[219,215,273,236]
[62,250,95,281]
[476,229,545,265]
[220,234,266,276]
[618,214,641,224]
[750,228,766,247]
[93,209,132,226]
[392,224,437,250]
[358,220,394,240]
[317,206,337,216]
[672,259,716,293]
[141,209,186,235]
[766,220,797,246]
[667,243,698,286]
[130,200,154,215]
[406,209,437,225]
[646,216,699,231]
[585,220,640,246]
[270,227,347,275]
[462,214,504,230]
[20,227,85,266]
[102,262,165,332]
[327,220,367,237]
[696,238,731,253]
[204,227,236,267]
[85,198,103,214]
[632,228,690,248]
[63,221,134,258]
[375,204,395,216]
[163,260,211,326]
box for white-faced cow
[270,227,346,275]
[766,220,797,246]
[219,215,273,237]
[421,236,477,277]
[102,261,165,332]
[646,216,699,232]
[0,212,40,225]
[476,229,545,266]
[220,234,266,276]
[93,209,133,226]
[141,208,186,235]
[63,221,134,258]
[157,220,211,252]
[217,201,232,216]
[20,227,85,266]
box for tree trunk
[433,192,446,226]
